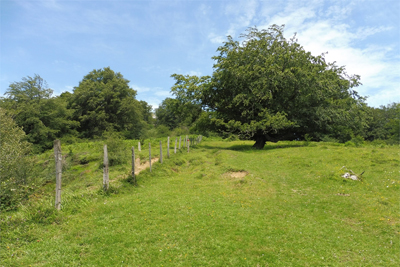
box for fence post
[103,144,109,191]
[179,136,181,149]
[138,141,141,152]
[167,136,170,158]
[149,142,151,172]
[175,137,177,154]
[187,138,190,153]
[149,143,152,172]
[160,141,163,163]
[54,140,62,210]
[131,146,136,185]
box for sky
[1,0,399,109]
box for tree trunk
[252,135,267,149]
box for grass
[1,138,399,266]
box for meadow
[1,138,399,266]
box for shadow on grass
[200,141,308,152]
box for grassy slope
[1,139,399,266]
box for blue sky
[1,0,399,108]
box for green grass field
[1,138,399,266]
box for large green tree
[70,67,145,139]
[1,75,78,151]
[172,25,369,148]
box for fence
[53,135,203,210]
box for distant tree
[366,103,399,143]
[70,67,145,139]
[139,100,154,125]
[171,25,369,148]
[155,98,180,129]
[5,74,52,102]
[1,75,78,151]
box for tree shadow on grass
[200,141,308,152]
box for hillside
[1,139,399,266]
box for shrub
[0,108,35,211]
[102,130,127,167]
[350,135,364,147]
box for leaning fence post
[160,141,163,163]
[174,137,177,154]
[54,140,62,210]
[138,141,141,152]
[167,136,170,158]
[103,144,109,191]
[149,143,152,172]
[131,146,136,185]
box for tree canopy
[171,25,369,148]
[1,75,78,152]
[69,67,145,139]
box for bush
[0,108,35,211]
[225,134,239,141]
[345,141,356,147]
[321,135,339,143]
[350,135,364,147]
[102,130,127,167]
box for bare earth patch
[223,171,248,178]
[135,157,159,175]
[87,157,160,190]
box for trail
[134,157,159,175]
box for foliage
[70,67,146,139]
[1,75,79,152]
[155,97,180,129]
[0,108,34,211]
[102,130,128,167]
[171,25,369,148]
[155,95,203,130]
[365,103,399,144]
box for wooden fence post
[187,138,190,153]
[167,136,170,158]
[179,136,181,149]
[160,141,163,163]
[54,140,62,210]
[138,141,141,152]
[175,137,177,154]
[149,143,152,172]
[103,144,109,191]
[131,146,136,185]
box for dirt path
[134,157,159,175]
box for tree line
[1,25,398,154]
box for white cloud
[155,90,172,97]
[187,71,202,77]
[255,0,400,107]
[208,33,226,44]
[130,84,151,93]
